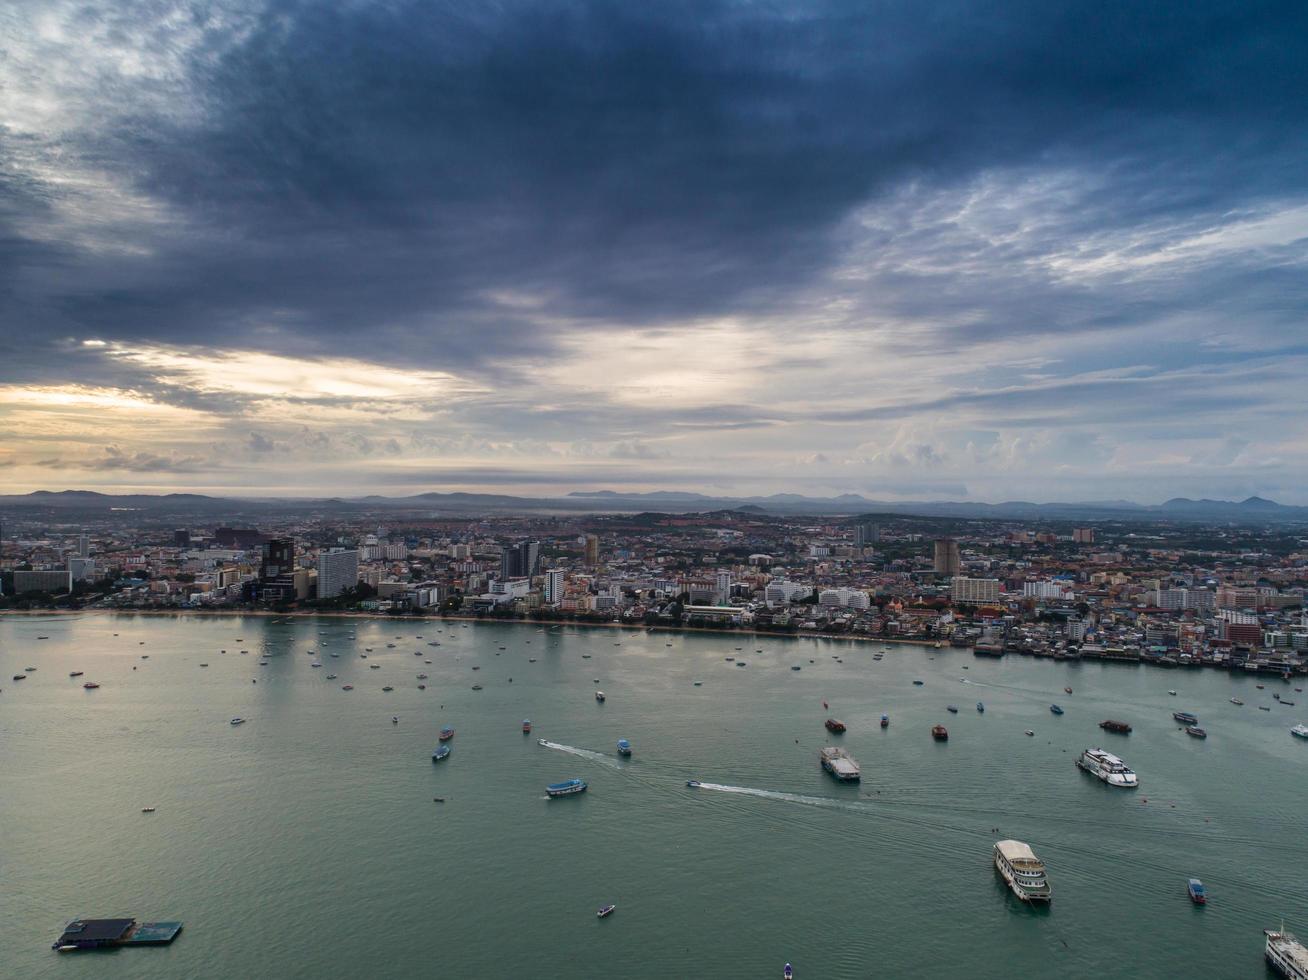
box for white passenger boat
[1266,928,1308,979]
[993,840,1051,902]
[1075,747,1138,787]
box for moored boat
[1076,747,1138,787]
[994,840,1052,903]
[819,746,861,781]
[931,724,948,741]
[1064,687,1073,694]
[947,705,959,714]
[597,904,616,918]
[1185,726,1207,739]
[432,744,451,762]
[824,718,846,733]
[880,713,889,728]
[69,671,84,677]
[1050,704,1064,715]
[617,738,631,756]
[522,719,532,734]
[912,679,924,686]
[595,691,606,702]
[1264,928,1308,979]
[230,717,246,725]
[82,682,100,690]
[1187,878,1206,904]
[1099,719,1132,734]
[976,702,984,713]
[546,778,587,797]
[1173,711,1199,725]
[439,726,455,741]
[1230,698,1244,705]
[1290,724,1308,739]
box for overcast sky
[2,0,1307,502]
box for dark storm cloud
[5,0,1306,369]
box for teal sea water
[2,613,1305,978]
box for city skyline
[4,2,1308,502]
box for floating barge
[53,918,182,951]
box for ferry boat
[1264,928,1308,979]
[1186,878,1206,904]
[617,738,632,756]
[439,726,455,741]
[946,705,959,714]
[595,691,606,702]
[931,724,948,741]
[824,718,847,733]
[1076,747,1138,787]
[1173,711,1199,725]
[1185,726,1207,739]
[993,840,1052,903]
[546,778,588,797]
[819,746,861,781]
[1049,704,1064,715]
[976,702,985,713]
[597,904,616,919]
[880,713,889,728]
[1291,724,1308,739]
[522,720,532,734]
[1099,719,1132,733]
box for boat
[432,745,451,762]
[1257,684,1265,689]
[12,674,26,681]
[932,724,948,740]
[1024,730,1035,736]
[993,840,1052,903]
[230,718,246,726]
[824,718,847,733]
[617,738,632,756]
[1260,706,1272,711]
[471,684,482,691]
[369,664,381,670]
[326,674,337,679]
[546,778,588,797]
[522,720,532,734]
[880,713,889,728]
[141,807,156,813]
[597,904,616,918]
[82,682,100,690]
[1076,747,1139,787]
[382,686,394,692]
[1064,687,1073,694]
[1274,692,1281,701]
[1283,701,1298,707]
[1187,878,1206,905]
[912,680,924,686]
[439,726,455,741]
[1173,711,1199,725]
[1291,724,1308,739]
[976,702,984,712]
[791,665,801,671]
[595,691,606,702]
[1185,726,1207,739]
[1230,698,1244,705]
[24,666,36,672]
[1050,704,1064,715]
[1099,719,1132,734]
[392,716,399,724]
[687,780,702,788]
[1264,927,1308,979]
[1168,690,1177,696]
[784,965,793,980]
[819,746,861,781]
[946,705,959,714]
[69,671,83,678]
[342,684,354,690]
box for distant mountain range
[2,489,1307,523]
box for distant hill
[2,489,1306,523]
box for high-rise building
[933,538,961,576]
[318,549,360,599]
[544,568,565,604]
[174,528,191,547]
[69,558,96,582]
[854,522,880,548]
[14,569,74,593]
[1072,528,1095,545]
[952,577,1000,604]
[584,533,599,566]
[261,538,295,579]
[500,541,540,579]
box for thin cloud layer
[2,1,1307,500]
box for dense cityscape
[5,503,1306,678]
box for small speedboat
[1230,697,1243,705]
[931,724,948,741]
[784,964,793,980]
[687,779,702,788]
[141,807,156,813]
[1187,878,1206,904]
[327,674,337,679]
[546,778,587,797]
[946,705,959,714]
[382,686,394,692]
[230,717,246,725]
[1050,704,1064,715]
[342,684,354,690]
[1168,690,1177,696]
[439,726,455,741]
[1064,687,1073,694]
[471,684,483,691]
[522,720,532,734]
[595,691,606,702]
[912,680,924,686]
[1024,729,1035,736]
[617,738,632,756]
[432,745,451,762]
[597,904,616,918]
[976,702,985,713]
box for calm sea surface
[2,613,1305,978]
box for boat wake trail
[690,782,871,813]
[536,740,622,769]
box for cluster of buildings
[2,510,1306,674]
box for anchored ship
[993,840,1051,903]
[1265,928,1308,979]
[1076,748,1139,787]
[819,746,861,782]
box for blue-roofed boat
[432,745,451,762]
[1187,878,1206,904]
[546,778,587,797]
[1050,704,1064,715]
[784,963,793,979]
[880,713,889,728]
[617,738,632,756]
[976,702,985,713]
[597,904,616,918]
[439,726,455,741]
